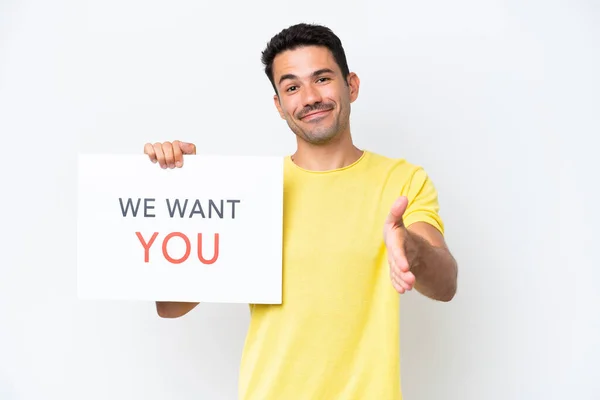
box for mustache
[297,102,334,119]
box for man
[144,23,457,400]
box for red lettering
[162,232,191,264]
[136,232,220,265]
[136,232,158,262]
[198,233,219,264]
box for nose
[301,83,322,107]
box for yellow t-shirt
[238,150,444,400]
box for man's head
[261,23,360,145]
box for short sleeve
[401,167,445,235]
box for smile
[301,109,331,121]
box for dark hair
[261,23,350,93]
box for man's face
[271,45,359,145]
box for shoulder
[363,150,430,187]
[364,150,421,169]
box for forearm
[405,230,457,301]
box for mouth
[300,109,332,121]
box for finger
[388,257,409,293]
[388,234,410,274]
[390,268,405,294]
[391,264,412,291]
[395,251,410,273]
[162,142,175,168]
[179,141,196,155]
[153,143,166,168]
[172,140,184,167]
[397,269,415,289]
[144,143,157,163]
[386,196,408,224]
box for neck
[291,131,364,171]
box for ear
[273,94,285,119]
[347,72,360,103]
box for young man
[144,23,458,400]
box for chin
[303,130,338,145]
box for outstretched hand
[383,196,416,294]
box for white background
[0,0,598,399]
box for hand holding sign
[144,140,197,169]
[142,140,201,317]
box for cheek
[281,101,300,118]
[324,87,345,106]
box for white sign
[77,154,283,304]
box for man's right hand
[143,140,197,169]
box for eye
[316,77,330,83]
[286,85,298,92]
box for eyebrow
[278,68,335,85]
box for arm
[384,166,458,302]
[156,301,199,318]
[143,140,200,318]
[405,222,457,301]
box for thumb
[178,141,196,155]
[385,196,408,226]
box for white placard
[77,154,283,304]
